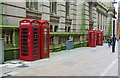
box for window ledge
[26,8,42,14]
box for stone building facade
[116,1,120,39]
[0,0,115,60]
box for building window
[89,2,92,20]
[50,1,57,14]
[66,2,70,17]
[68,27,71,32]
[50,25,53,32]
[65,26,67,32]
[26,0,38,10]
[10,31,13,44]
[54,26,58,32]
[26,0,29,8]
[50,1,52,13]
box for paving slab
[1,43,118,76]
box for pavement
[0,41,119,77]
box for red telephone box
[37,20,50,59]
[19,19,40,61]
[96,30,103,46]
[88,29,96,47]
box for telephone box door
[38,20,50,59]
[20,19,40,61]
[88,29,96,47]
[100,31,103,45]
[20,19,34,61]
[31,20,40,60]
[96,30,103,46]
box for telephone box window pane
[33,35,38,38]
[22,35,28,38]
[44,32,47,35]
[92,33,94,39]
[34,42,38,45]
[99,34,101,41]
[22,53,28,56]
[34,28,38,31]
[22,46,28,49]
[44,29,47,32]
[44,28,48,54]
[22,32,28,34]
[34,32,38,34]
[22,43,28,45]
[34,39,38,41]
[33,28,38,56]
[44,38,47,42]
[22,41,27,43]
[90,33,92,43]
[22,50,28,52]
[97,33,99,42]
[22,28,28,32]
[34,50,38,55]
[44,41,47,45]
[34,46,38,48]
[22,39,27,42]
[44,47,48,54]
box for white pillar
[101,15,104,30]
[58,1,65,32]
[41,0,50,21]
[99,13,101,30]
[96,11,98,30]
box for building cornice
[2,14,26,18]
[50,14,60,22]
[2,2,26,10]
[94,2,108,11]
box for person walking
[107,36,112,47]
[112,36,117,46]
[116,36,120,41]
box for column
[105,16,107,35]
[8,33,10,44]
[101,13,102,30]
[101,14,103,31]
[97,12,99,30]
[58,1,65,32]
[41,0,50,22]
[4,32,7,45]
[93,6,97,30]
[76,0,85,32]
[99,13,101,30]
[70,0,77,32]
[0,2,3,38]
[12,30,16,47]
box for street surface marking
[99,59,118,76]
